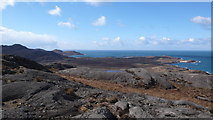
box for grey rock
[59,67,134,85]
[163,72,213,89]
[182,74,213,88]
[73,107,116,119]
[3,69,66,85]
[178,108,200,116]
[172,100,209,111]
[115,101,129,110]
[127,68,175,89]
[129,106,152,118]
[153,74,176,89]
[162,112,177,117]
[155,108,178,118]
[59,67,175,89]
[127,68,153,82]
[2,81,51,102]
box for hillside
[1,54,51,75]
[0,44,65,62]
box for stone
[115,101,129,110]
[129,106,152,118]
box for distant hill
[1,54,51,75]
[53,49,83,56]
[0,44,65,62]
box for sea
[71,50,212,73]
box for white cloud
[187,38,195,42]
[162,37,171,41]
[176,37,211,46]
[83,0,108,6]
[1,26,210,51]
[191,16,211,25]
[93,36,122,46]
[0,26,58,49]
[191,16,211,30]
[0,26,96,50]
[58,21,75,28]
[84,0,100,6]
[113,37,121,42]
[104,37,122,44]
[92,16,106,26]
[0,0,15,11]
[150,41,159,45]
[137,36,150,45]
[139,36,146,41]
[48,6,61,16]
[179,38,201,44]
[136,36,210,50]
[102,37,110,41]
[137,36,174,45]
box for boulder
[115,101,129,110]
[129,106,152,118]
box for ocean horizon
[71,50,212,73]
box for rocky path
[58,74,212,109]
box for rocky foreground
[1,45,213,119]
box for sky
[0,1,212,50]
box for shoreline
[70,55,211,74]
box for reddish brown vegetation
[59,74,212,109]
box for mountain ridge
[1,44,65,62]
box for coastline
[70,54,211,74]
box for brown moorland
[59,74,212,109]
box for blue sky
[1,2,211,50]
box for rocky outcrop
[126,68,175,89]
[161,72,213,89]
[59,67,175,89]
[2,68,84,118]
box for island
[1,44,212,119]
[53,49,83,56]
